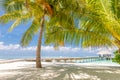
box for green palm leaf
[21,18,40,46]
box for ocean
[0,52,98,59]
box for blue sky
[0,5,116,59]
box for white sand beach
[0,59,120,80]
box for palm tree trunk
[118,48,120,53]
[36,15,45,68]
[25,0,29,9]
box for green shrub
[113,50,120,64]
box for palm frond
[8,13,31,32]
[21,18,40,46]
[3,0,24,12]
[0,11,22,23]
[1,0,119,49]
[8,18,21,32]
[45,24,113,48]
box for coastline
[0,59,120,80]
[0,58,120,67]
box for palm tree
[45,0,114,48]
[1,0,120,68]
[70,0,120,48]
[109,0,120,52]
[90,0,120,50]
[0,0,86,68]
[0,0,52,68]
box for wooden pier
[41,57,111,63]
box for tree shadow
[49,64,101,80]
[3,64,101,80]
[2,64,120,80]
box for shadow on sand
[1,64,120,80]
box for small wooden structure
[97,51,112,60]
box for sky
[0,4,116,59]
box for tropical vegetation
[1,0,120,68]
[113,50,120,64]
[0,0,91,68]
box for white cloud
[59,47,81,53]
[42,46,53,51]
[0,41,116,53]
[0,41,117,58]
[0,42,4,45]
[0,41,87,53]
[21,46,36,51]
[0,42,20,50]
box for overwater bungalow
[97,51,112,60]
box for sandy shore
[0,59,120,80]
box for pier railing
[41,57,112,63]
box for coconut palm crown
[1,0,120,68]
[0,0,90,68]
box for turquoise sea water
[0,53,98,59]
[84,60,120,66]
[0,53,120,66]
[0,52,119,66]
